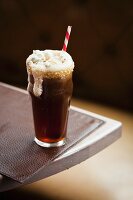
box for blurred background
[0,0,133,111]
[0,0,133,200]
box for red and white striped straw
[62,26,72,52]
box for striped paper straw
[62,26,72,51]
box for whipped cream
[26,50,74,96]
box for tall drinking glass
[26,50,74,147]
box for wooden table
[24,100,132,200]
[0,83,121,192]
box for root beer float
[26,26,74,147]
[26,50,74,147]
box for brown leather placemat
[0,84,104,183]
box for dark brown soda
[29,74,73,143]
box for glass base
[34,137,66,148]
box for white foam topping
[26,50,74,73]
[26,50,74,97]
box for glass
[28,73,73,147]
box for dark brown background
[0,0,133,111]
